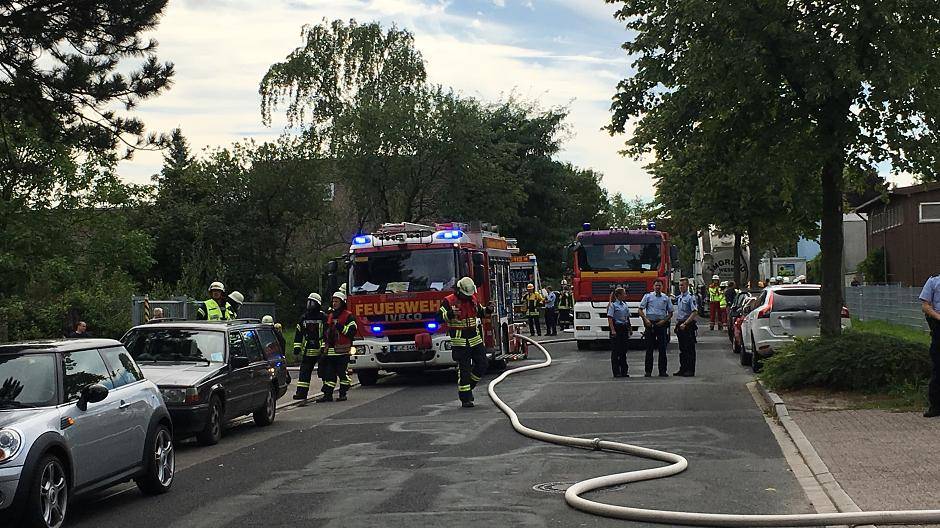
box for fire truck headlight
[442,340,452,350]
[576,312,591,319]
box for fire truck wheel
[576,340,590,351]
[356,369,379,386]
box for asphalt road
[66,331,813,528]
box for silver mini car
[0,338,174,528]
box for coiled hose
[487,335,940,526]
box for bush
[760,329,930,392]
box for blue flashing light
[582,222,591,231]
[353,234,372,245]
[647,221,657,230]
[371,325,383,334]
[435,229,464,240]
[426,322,439,331]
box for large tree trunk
[747,226,761,289]
[732,231,742,286]
[819,150,845,337]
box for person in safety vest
[557,280,574,330]
[437,277,493,408]
[318,291,357,402]
[197,281,236,320]
[707,275,723,331]
[293,293,325,401]
[523,283,544,336]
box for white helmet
[796,274,806,283]
[457,277,477,296]
[261,315,274,324]
[720,281,728,287]
[338,283,347,295]
[526,283,534,290]
[209,281,225,292]
[228,291,244,304]
[333,291,347,303]
[561,279,568,286]
[782,277,792,284]
[711,275,720,281]
[307,292,322,304]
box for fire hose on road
[488,335,940,526]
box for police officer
[197,281,236,320]
[523,283,544,336]
[292,293,325,401]
[319,291,357,402]
[639,279,673,377]
[557,280,574,330]
[674,278,698,377]
[919,274,940,417]
[438,277,493,407]
[607,287,631,378]
[544,285,558,336]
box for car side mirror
[231,355,250,369]
[77,383,109,411]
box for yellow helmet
[457,277,476,296]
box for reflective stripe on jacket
[708,286,723,303]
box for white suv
[741,284,852,371]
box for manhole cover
[532,481,629,494]
[532,481,572,494]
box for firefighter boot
[317,387,334,403]
[461,400,475,408]
[337,388,348,402]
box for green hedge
[760,329,931,392]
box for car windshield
[577,243,662,272]
[123,328,225,363]
[350,248,457,294]
[0,352,57,408]
[772,288,821,312]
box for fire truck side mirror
[670,245,679,269]
[326,260,338,274]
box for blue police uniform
[640,291,673,376]
[607,299,632,377]
[920,275,940,416]
[545,291,559,336]
[674,291,698,376]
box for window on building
[919,202,940,223]
[871,205,903,233]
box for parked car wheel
[740,340,751,366]
[196,395,223,446]
[24,454,69,528]
[253,385,277,426]
[357,369,379,386]
[576,340,590,351]
[751,336,762,373]
[136,423,175,495]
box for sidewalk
[783,393,940,526]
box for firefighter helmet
[209,281,225,292]
[561,279,568,286]
[711,275,720,281]
[526,283,535,291]
[307,292,322,304]
[333,291,347,303]
[457,277,476,296]
[261,315,274,324]
[228,291,244,305]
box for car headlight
[160,387,198,405]
[0,429,22,463]
[576,312,591,319]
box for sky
[120,0,656,198]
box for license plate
[391,344,417,353]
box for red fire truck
[568,224,678,350]
[331,221,526,385]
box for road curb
[756,380,874,528]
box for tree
[607,0,940,334]
[606,194,653,229]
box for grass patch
[852,318,930,346]
[761,325,931,411]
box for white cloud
[492,0,506,7]
[118,0,651,198]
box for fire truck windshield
[350,248,457,294]
[577,243,662,272]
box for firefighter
[438,277,493,408]
[707,275,723,331]
[319,290,357,402]
[227,290,244,319]
[523,283,544,336]
[557,280,574,330]
[197,282,236,320]
[292,293,325,401]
